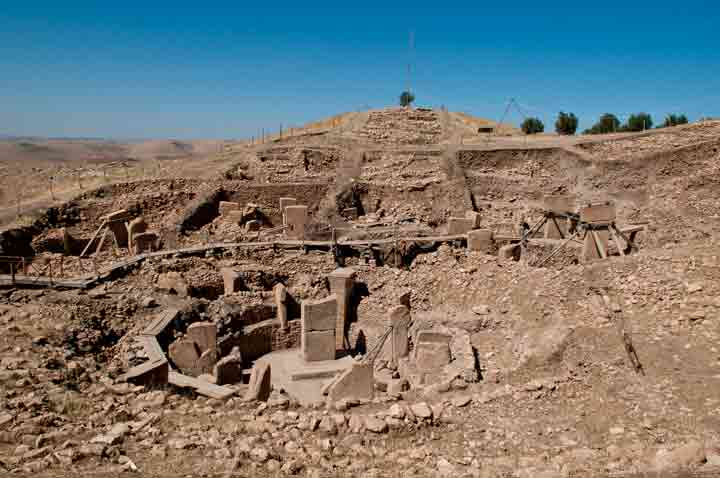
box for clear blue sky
[1,1,718,139]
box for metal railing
[0,255,99,285]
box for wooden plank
[80,220,108,258]
[168,371,235,400]
[117,357,168,384]
[135,335,165,362]
[619,225,645,234]
[591,230,608,259]
[95,228,109,255]
[142,308,180,337]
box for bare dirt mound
[129,140,223,161]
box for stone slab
[168,337,200,375]
[213,352,243,385]
[274,283,288,329]
[187,322,217,354]
[285,205,308,240]
[126,217,147,252]
[328,362,374,402]
[168,371,235,400]
[302,330,336,362]
[301,296,337,332]
[328,268,355,350]
[244,361,271,402]
[389,305,411,362]
[255,349,354,406]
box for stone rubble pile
[358,108,442,145]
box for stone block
[301,296,337,332]
[244,362,271,402]
[579,203,616,224]
[221,268,245,295]
[187,322,217,354]
[467,229,494,253]
[126,217,147,252]
[415,331,452,372]
[302,330,336,362]
[274,283,288,329]
[285,205,308,239]
[447,217,475,235]
[132,231,159,254]
[219,201,241,216]
[328,362,374,402]
[168,338,200,375]
[465,211,482,228]
[214,348,243,385]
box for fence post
[10,263,15,284]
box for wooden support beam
[80,220,108,258]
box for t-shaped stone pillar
[273,283,288,329]
[285,205,308,240]
[102,209,130,247]
[328,268,356,352]
[279,197,297,229]
[388,305,411,366]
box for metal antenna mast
[407,30,415,99]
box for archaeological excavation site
[2,108,720,477]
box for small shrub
[584,114,620,134]
[521,117,545,135]
[399,91,415,107]
[623,113,653,132]
[555,112,578,135]
[661,113,689,128]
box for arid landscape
[2,107,720,477]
